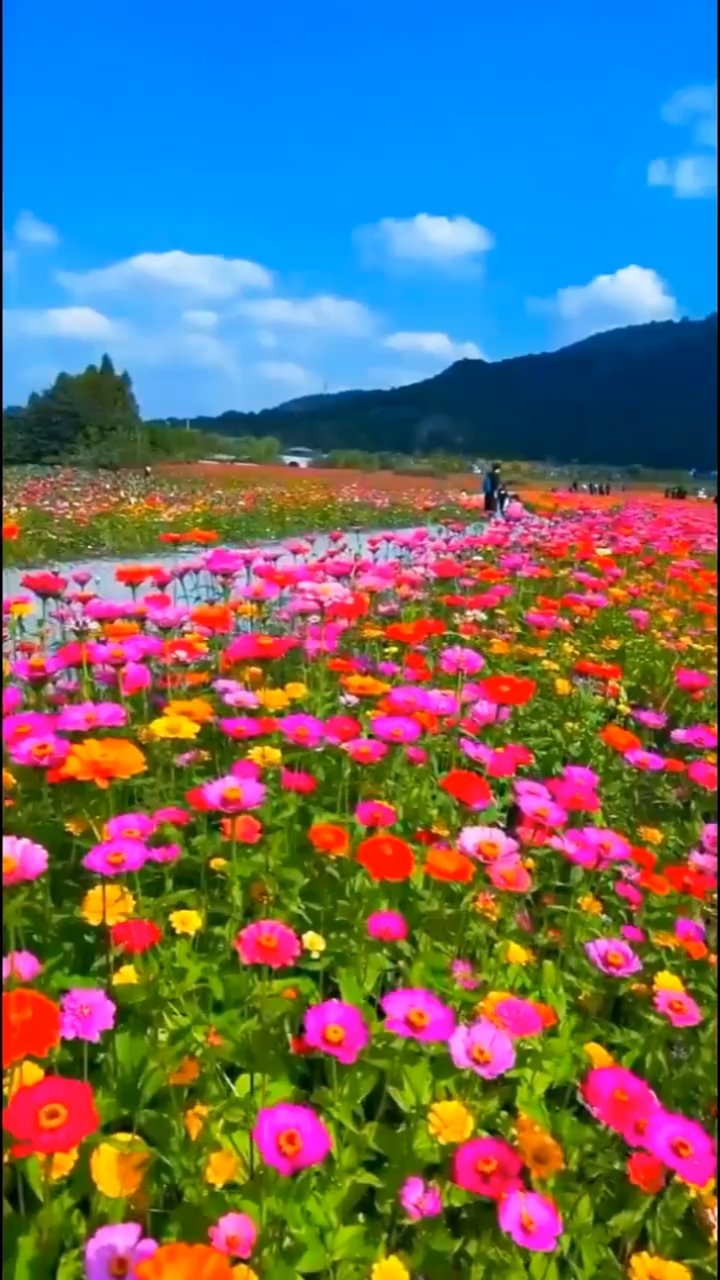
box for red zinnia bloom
[439,770,493,810]
[627,1152,665,1194]
[110,919,163,954]
[665,866,716,900]
[3,1076,99,1156]
[308,824,350,857]
[220,815,264,843]
[476,675,537,707]
[356,834,415,882]
[3,988,61,1070]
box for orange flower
[308,823,350,857]
[168,1056,201,1086]
[220,815,263,844]
[3,522,20,540]
[103,620,141,639]
[3,989,61,1070]
[164,699,215,723]
[423,847,476,883]
[135,1243,234,1280]
[53,739,147,789]
[638,870,671,897]
[340,674,390,698]
[515,1116,565,1179]
[115,565,162,587]
[599,724,641,753]
[190,604,234,633]
[357,834,415,882]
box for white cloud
[13,211,60,247]
[239,294,375,336]
[384,330,484,361]
[181,309,219,329]
[531,265,678,340]
[356,213,494,268]
[256,360,318,390]
[3,248,18,275]
[649,84,717,199]
[57,250,273,299]
[3,307,126,340]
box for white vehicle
[279,447,317,469]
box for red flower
[665,866,716,900]
[476,675,537,706]
[3,1076,99,1157]
[356,834,415,882]
[3,989,61,1070]
[110,919,163,954]
[627,1152,665,1194]
[220,815,263,843]
[439,770,493,809]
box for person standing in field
[483,463,501,514]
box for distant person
[497,483,509,518]
[144,465,151,478]
[483,463,501,515]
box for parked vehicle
[279,447,318,469]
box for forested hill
[172,314,718,468]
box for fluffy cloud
[649,84,717,199]
[238,294,375,336]
[181,309,219,329]
[57,250,273,299]
[3,307,126,340]
[256,360,319,391]
[356,213,494,268]
[384,330,483,361]
[530,265,678,340]
[13,211,60,247]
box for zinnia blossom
[3,1075,99,1156]
[303,999,370,1064]
[235,921,300,968]
[367,911,408,942]
[644,1111,716,1187]
[399,1175,443,1220]
[208,1212,258,1258]
[452,1136,523,1198]
[84,1223,158,1280]
[654,989,703,1027]
[585,937,642,977]
[381,989,456,1042]
[357,834,415,881]
[3,988,60,1069]
[134,1243,235,1280]
[59,988,117,1043]
[252,1103,331,1175]
[497,1189,563,1252]
[449,1019,516,1078]
[580,1066,661,1143]
[3,835,49,886]
[3,951,43,984]
[82,838,149,876]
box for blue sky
[3,0,717,417]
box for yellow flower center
[106,853,126,867]
[476,1156,498,1175]
[605,950,625,968]
[3,856,18,875]
[323,1024,346,1046]
[470,1045,492,1065]
[406,1009,430,1030]
[258,933,278,950]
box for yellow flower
[204,1147,243,1188]
[9,600,34,618]
[163,698,214,723]
[169,909,203,936]
[371,1258,411,1280]
[284,682,308,700]
[638,826,664,846]
[583,1042,615,1068]
[81,884,136,926]
[301,931,327,958]
[90,1134,149,1198]
[651,931,681,950]
[427,1100,474,1145]
[506,942,534,965]
[255,688,290,711]
[554,678,572,696]
[578,894,603,915]
[184,1103,210,1141]
[232,1268,259,1280]
[147,715,200,740]
[5,1060,45,1098]
[48,1148,79,1181]
[653,970,685,993]
[3,768,16,791]
[246,745,283,768]
[209,856,229,872]
[627,1253,692,1280]
[112,964,139,986]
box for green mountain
[171,315,717,469]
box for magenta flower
[208,1212,258,1258]
[84,1223,157,1280]
[687,760,717,791]
[624,748,665,772]
[457,826,519,863]
[399,1176,443,1220]
[654,989,703,1027]
[278,714,325,748]
[585,938,642,977]
[200,774,267,812]
[516,795,568,828]
[3,836,49,886]
[9,734,70,770]
[450,959,479,991]
[452,1136,523,1199]
[105,813,157,842]
[3,951,43,983]
[675,668,712,693]
[355,800,397,827]
[492,997,544,1040]
[497,1189,563,1252]
[438,646,485,677]
[56,702,128,732]
[280,768,317,794]
[367,911,408,942]
[235,920,301,968]
[60,988,117,1043]
[645,1111,717,1187]
[343,738,388,764]
[370,715,422,744]
[303,999,370,1064]
[675,917,705,943]
[449,1019,516,1078]
[82,839,149,876]
[380,989,456,1042]
[252,1103,332,1175]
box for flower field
[2,499,718,1280]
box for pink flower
[9,734,70,770]
[654,989,703,1027]
[675,668,712,693]
[370,715,422,744]
[624,748,665,772]
[449,1019,516,1078]
[280,769,317,794]
[278,714,325,749]
[303,999,370,1064]
[450,959,480,990]
[3,836,49,886]
[105,813,157,842]
[367,911,408,942]
[516,795,568,829]
[452,1137,523,1199]
[208,1212,257,1258]
[645,1111,716,1187]
[621,925,646,943]
[687,760,717,791]
[585,938,642,977]
[355,800,397,827]
[82,839,149,877]
[580,1066,660,1144]
[399,1176,443,1220]
[380,989,456,1042]
[702,823,717,854]
[675,917,705,943]
[60,988,117,1043]
[252,1103,332,1176]
[487,857,532,893]
[200,775,266,812]
[84,1223,157,1280]
[547,778,600,812]
[343,738,388,765]
[56,702,128,731]
[438,646,485,677]
[235,920,301,969]
[3,951,43,983]
[457,826,519,863]
[497,1189,563,1252]
[492,997,544,1040]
